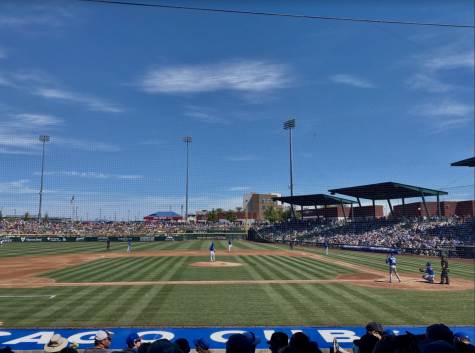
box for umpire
[440,254,450,285]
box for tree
[22,212,31,221]
[278,207,301,221]
[235,207,243,212]
[207,209,218,223]
[215,208,224,213]
[264,206,279,222]
[0,210,3,220]
[225,210,238,222]
[43,213,50,223]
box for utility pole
[182,136,193,223]
[283,120,296,219]
[38,135,50,222]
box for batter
[385,252,402,283]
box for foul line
[0,295,56,298]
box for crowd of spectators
[1,322,472,353]
[255,217,475,256]
[0,220,243,236]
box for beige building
[243,192,283,220]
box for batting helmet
[426,262,431,266]
[390,252,394,256]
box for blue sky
[0,0,473,221]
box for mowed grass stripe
[272,255,356,279]
[256,255,317,280]
[250,255,296,280]
[290,245,475,280]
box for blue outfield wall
[1,327,474,350]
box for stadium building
[393,200,475,218]
[143,212,184,222]
[243,192,284,220]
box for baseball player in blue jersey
[127,241,131,252]
[228,239,232,252]
[420,262,435,283]
[325,241,329,255]
[209,242,216,262]
[385,253,402,283]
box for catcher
[419,262,435,283]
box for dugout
[329,182,448,219]
[271,194,358,221]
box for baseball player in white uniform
[386,252,402,283]
[228,239,232,252]
[127,241,131,252]
[0,238,3,247]
[209,243,216,262]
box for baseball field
[0,240,473,328]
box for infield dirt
[0,250,472,291]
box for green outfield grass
[0,239,268,258]
[0,240,473,328]
[0,283,473,327]
[34,255,360,282]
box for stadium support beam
[373,199,376,217]
[402,198,406,217]
[301,205,303,220]
[340,200,347,221]
[420,189,430,218]
[351,203,354,221]
[387,199,394,216]
[324,204,327,220]
[357,198,364,219]
[437,194,441,218]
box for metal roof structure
[272,194,358,221]
[144,212,183,220]
[328,182,448,218]
[451,157,475,167]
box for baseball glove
[419,268,424,272]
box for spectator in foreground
[267,332,288,353]
[147,339,181,353]
[242,332,261,353]
[0,346,14,353]
[44,334,69,353]
[123,333,143,353]
[174,339,190,353]
[83,330,114,353]
[226,334,252,353]
[193,337,211,353]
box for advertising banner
[341,245,402,254]
[3,326,472,351]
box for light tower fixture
[182,136,193,223]
[283,120,296,219]
[38,135,50,222]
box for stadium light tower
[182,136,193,223]
[283,120,296,219]
[38,135,50,222]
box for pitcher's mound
[189,261,242,267]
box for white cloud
[425,52,474,71]
[0,74,10,85]
[10,113,62,127]
[230,187,250,191]
[61,171,110,179]
[34,88,122,113]
[415,99,473,117]
[227,157,254,161]
[330,74,375,88]
[139,60,290,94]
[117,175,142,179]
[406,74,453,92]
[0,179,55,194]
[185,106,229,124]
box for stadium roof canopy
[328,182,448,218]
[272,194,357,221]
[144,211,183,220]
[451,157,475,167]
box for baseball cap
[174,338,191,353]
[126,333,144,346]
[454,332,469,339]
[266,332,289,346]
[226,334,252,353]
[366,322,386,333]
[193,337,211,350]
[44,334,69,353]
[0,346,14,353]
[95,330,114,341]
[148,339,180,353]
[426,324,454,344]
[427,262,431,266]
[242,332,261,346]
